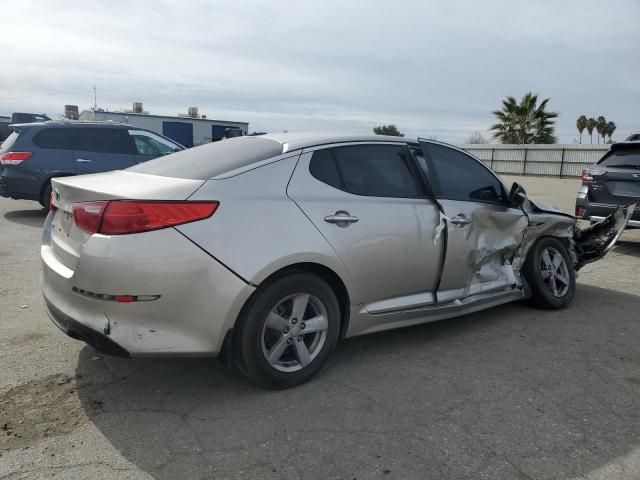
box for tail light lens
[0,151,32,165]
[73,201,108,234]
[72,200,218,235]
[582,168,606,182]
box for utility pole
[93,85,98,111]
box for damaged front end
[519,194,635,274]
[572,204,635,270]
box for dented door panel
[437,199,528,302]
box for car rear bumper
[45,299,131,357]
[575,196,640,227]
[0,167,40,201]
[41,215,256,357]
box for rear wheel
[523,237,576,309]
[234,273,340,389]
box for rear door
[588,145,640,206]
[288,143,443,311]
[72,128,136,173]
[418,142,528,302]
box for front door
[288,143,444,311]
[419,141,528,302]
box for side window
[33,128,77,150]
[129,131,178,156]
[309,144,424,198]
[424,143,505,203]
[75,129,133,154]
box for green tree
[586,117,597,144]
[490,92,558,144]
[596,116,607,144]
[606,121,616,143]
[373,125,404,137]
[576,115,588,144]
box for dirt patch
[0,374,92,451]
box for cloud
[1,0,639,142]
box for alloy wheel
[261,293,329,372]
[539,246,571,298]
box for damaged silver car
[41,134,634,388]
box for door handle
[76,158,92,163]
[449,215,471,226]
[324,211,359,227]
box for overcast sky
[1,0,638,143]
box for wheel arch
[253,262,351,339]
[220,261,352,369]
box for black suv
[576,141,640,228]
[0,121,183,209]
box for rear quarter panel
[177,155,354,294]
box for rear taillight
[581,168,606,182]
[50,191,57,212]
[0,151,32,165]
[72,201,108,234]
[72,200,218,235]
[576,207,585,218]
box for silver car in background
[41,133,632,388]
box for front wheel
[523,237,576,309]
[234,273,341,389]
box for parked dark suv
[576,141,640,228]
[0,121,183,209]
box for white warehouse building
[78,104,249,148]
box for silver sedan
[41,133,632,388]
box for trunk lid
[48,171,205,271]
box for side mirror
[508,182,527,208]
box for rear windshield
[0,130,20,153]
[598,147,640,169]
[127,136,283,179]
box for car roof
[259,132,417,151]
[9,120,134,129]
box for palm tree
[586,118,597,144]
[596,116,607,144]
[576,115,588,144]
[606,121,616,143]
[490,92,558,144]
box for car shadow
[73,283,640,479]
[4,207,47,228]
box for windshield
[598,148,640,169]
[0,130,20,152]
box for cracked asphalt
[1,175,639,479]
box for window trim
[308,143,430,200]
[418,140,509,206]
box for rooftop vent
[132,102,143,113]
[188,106,198,118]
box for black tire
[234,273,340,389]
[523,237,576,309]
[40,182,52,210]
